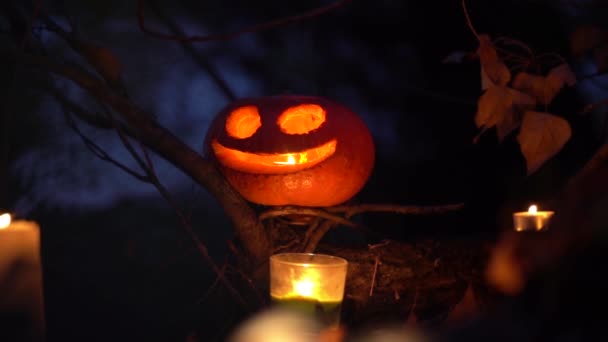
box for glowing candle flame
[287,155,296,165]
[293,278,316,297]
[289,265,323,299]
[528,205,538,215]
[0,213,11,229]
[273,154,297,165]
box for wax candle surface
[0,214,45,341]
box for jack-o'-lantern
[204,95,375,207]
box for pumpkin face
[205,95,375,207]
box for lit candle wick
[0,213,11,229]
[528,204,538,215]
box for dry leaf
[476,87,511,129]
[445,283,478,324]
[547,63,576,91]
[478,34,511,88]
[512,64,576,105]
[569,25,607,57]
[480,67,493,91]
[517,111,572,175]
[496,106,520,142]
[512,72,549,103]
[476,86,535,131]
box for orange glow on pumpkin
[211,139,337,174]
[206,95,375,206]
[277,104,326,134]
[225,105,262,139]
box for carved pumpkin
[205,95,375,207]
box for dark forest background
[1,0,608,340]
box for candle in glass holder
[513,204,554,231]
[0,213,45,341]
[269,253,348,328]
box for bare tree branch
[47,87,117,130]
[327,203,466,218]
[259,207,357,227]
[4,48,270,266]
[147,0,237,101]
[137,0,353,43]
[59,103,150,182]
[303,220,336,253]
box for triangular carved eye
[225,105,262,139]
[277,104,326,135]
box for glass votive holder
[269,253,348,328]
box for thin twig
[579,98,608,114]
[137,0,352,43]
[273,239,300,254]
[146,162,249,306]
[259,207,357,227]
[48,88,117,130]
[197,259,229,304]
[369,256,380,297]
[230,265,267,305]
[97,102,249,307]
[6,49,270,264]
[21,0,43,49]
[494,37,534,58]
[327,203,465,218]
[299,217,320,251]
[132,149,247,305]
[462,0,480,40]
[60,105,150,182]
[147,0,237,101]
[303,220,336,253]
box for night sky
[2,0,608,340]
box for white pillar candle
[0,213,45,341]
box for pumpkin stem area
[211,139,337,174]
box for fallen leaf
[475,86,535,131]
[445,283,478,324]
[517,111,571,175]
[569,25,607,57]
[478,34,511,88]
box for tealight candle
[269,253,348,328]
[513,204,554,231]
[0,213,45,341]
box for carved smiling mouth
[211,139,337,174]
